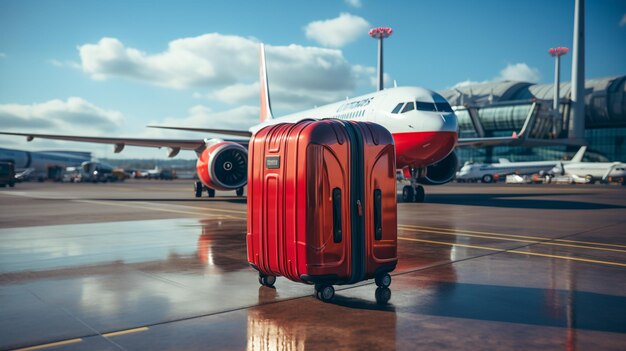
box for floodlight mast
[549,47,569,112]
[369,27,393,91]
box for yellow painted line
[75,200,246,220]
[398,226,626,254]
[165,204,248,215]
[401,224,626,249]
[103,327,149,338]
[13,338,82,351]
[398,236,626,268]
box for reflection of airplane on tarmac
[551,159,626,184]
[0,44,525,202]
[456,147,587,183]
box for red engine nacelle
[196,141,248,190]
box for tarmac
[0,180,625,350]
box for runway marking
[12,338,82,351]
[400,224,626,249]
[398,226,626,253]
[398,237,626,268]
[102,327,149,337]
[12,327,150,351]
[75,200,246,220]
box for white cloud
[146,105,260,137]
[48,59,81,69]
[304,13,370,48]
[451,80,486,89]
[496,63,541,82]
[0,53,7,59]
[620,14,626,27]
[345,0,362,8]
[77,34,369,113]
[201,83,260,104]
[0,98,129,155]
[79,34,258,89]
[0,97,123,133]
[450,62,541,88]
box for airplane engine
[196,141,248,190]
[418,151,458,185]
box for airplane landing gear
[400,167,425,203]
[402,184,425,203]
[194,181,216,198]
[195,181,203,198]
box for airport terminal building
[438,75,626,163]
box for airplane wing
[0,131,249,156]
[457,135,522,148]
[148,125,252,137]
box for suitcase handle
[374,189,382,240]
[332,188,342,243]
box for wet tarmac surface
[0,180,625,350]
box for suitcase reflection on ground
[196,219,249,274]
[248,287,397,351]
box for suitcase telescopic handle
[332,188,342,243]
[374,189,382,240]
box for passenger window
[416,101,437,112]
[391,103,404,114]
[401,102,415,113]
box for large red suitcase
[247,119,397,301]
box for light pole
[369,27,393,91]
[548,46,569,112]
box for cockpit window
[401,102,415,113]
[415,101,437,112]
[435,102,453,112]
[391,103,404,114]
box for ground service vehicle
[247,120,398,302]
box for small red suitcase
[247,119,397,301]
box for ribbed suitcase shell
[247,119,397,285]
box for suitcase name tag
[265,156,280,169]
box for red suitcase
[247,119,397,301]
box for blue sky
[1,0,625,159]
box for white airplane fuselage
[250,87,459,169]
[559,162,626,180]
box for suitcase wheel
[315,284,335,302]
[375,273,392,288]
[258,274,276,287]
[375,287,391,304]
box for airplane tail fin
[570,145,587,162]
[259,44,274,123]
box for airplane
[456,146,587,183]
[0,44,525,202]
[0,147,91,181]
[551,159,626,185]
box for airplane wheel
[207,188,216,198]
[402,186,414,202]
[482,174,493,183]
[194,181,203,197]
[375,287,391,305]
[414,186,425,203]
[316,285,334,302]
[236,187,244,197]
[375,272,391,288]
